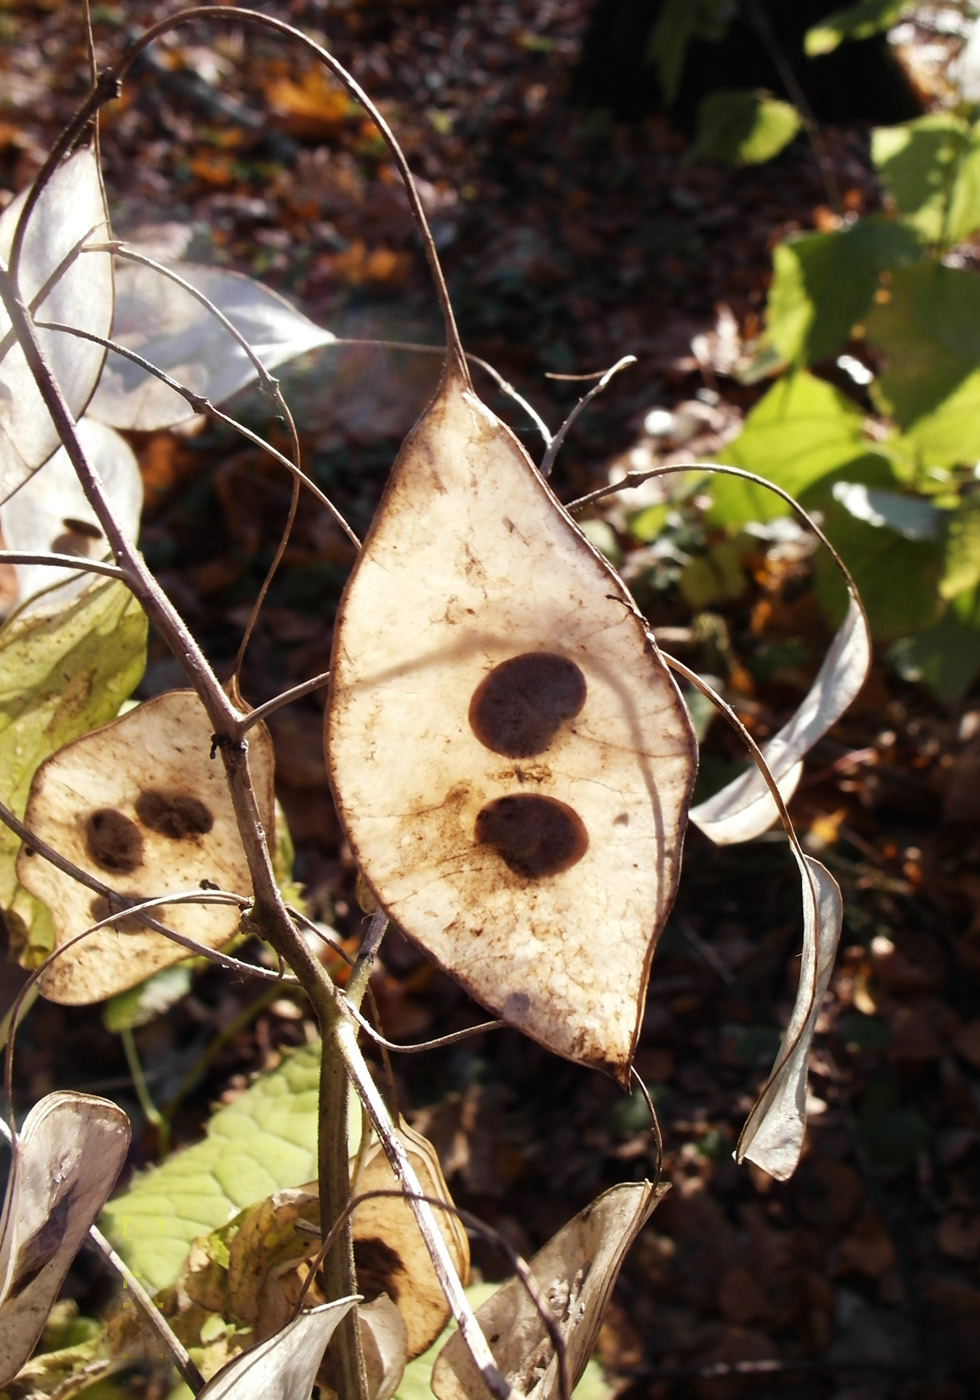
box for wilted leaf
[17,689,275,1005]
[195,1297,357,1400]
[327,360,696,1085]
[0,148,112,502]
[736,854,842,1179]
[359,1294,408,1400]
[690,594,870,843]
[0,1092,130,1386]
[89,261,335,432]
[0,578,146,966]
[101,1043,349,1293]
[0,418,141,610]
[431,1182,664,1400]
[690,90,801,166]
[352,1121,469,1359]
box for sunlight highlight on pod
[326,358,698,1085]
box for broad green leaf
[867,263,980,467]
[708,371,873,527]
[101,1043,346,1293]
[0,579,147,966]
[941,494,980,600]
[902,585,980,701]
[872,115,980,247]
[767,217,921,365]
[690,90,801,166]
[830,481,943,541]
[0,419,142,611]
[805,0,908,56]
[815,505,943,637]
[90,261,335,432]
[0,148,113,502]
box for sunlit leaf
[805,0,908,55]
[89,261,335,432]
[872,115,980,247]
[941,496,980,600]
[431,1182,664,1400]
[327,359,696,1085]
[0,148,112,502]
[0,1093,130,1386]
[101,1043,355,1293]
[867,263,980,468]
[0,579,146,967]
[17,689,275,1005]
[0,418,141,611]
[690,90,801,166]
[195,1297,357,1400]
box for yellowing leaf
[0,578,146,967]
[352,1121,470,1359]
[327,360,696,1084]
[17,690,274,1004]
[0,1092,130,1386]
[431,1182,664,1400]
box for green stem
[121,1027,169,1157]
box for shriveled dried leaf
[352,1120,469,1360]
[359,1293,408,1400]
[0,148,112,501]
[690,591,869,843]
[90,260,334,432]
[0,418,141,611]
[195,1297,357,1400]
[0,1092,130,1385]
[736,853,842,1178]
[17,689,274,1004]
[431,1181,664,1400]
[327,361,696,1083]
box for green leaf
[872,115,980,247]
[708,371,874,527]
[0,580,147,965]
[690,90,801,166]
[805,0,908,56]
[645,0,735,108]
[767,217,921,365]
[941,494,980,600]
[867,263,980,467]
[101,1043,328,1292]
[814,505,943,638]
[903,585,980,701]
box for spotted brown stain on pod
[469,652,586,758]
[84,809,143,874]
[475,792,588,878]
[135,789,214,840]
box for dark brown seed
[469,652,586,757]
[84,809,143,874]
[474,793,588,878]
[135,790,214,840]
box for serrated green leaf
[872,115,980,247]
[767,217,921,365]
[708,371,875,528]
[101,1043,329,1292]
[867,263,980,468]
[0,580,147,966]
[941,495,980,599]
[805,0,908,56]
[690,90,801,166]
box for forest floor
[2,3,980,1398]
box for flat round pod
[18,690,275,1004]
[327,362,697,1083]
